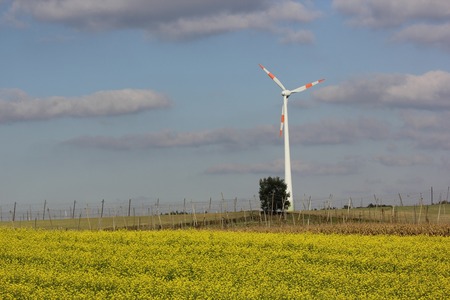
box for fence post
[12,202,17,222]
[72,200,76,219]
[101,199,105,218]
[47,208,53,228]
[431,187,434,205]
[43,200,47,220]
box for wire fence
[1,186,448,224]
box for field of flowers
[0,228,449,299]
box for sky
[1,0,450,212]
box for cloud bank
[64,116,390,151]
[313,70,450,110]
[312,71,450,153]
[333,0,450,51]
[3,0,321,43]
[63,126,279,151]
[0,88,171,123]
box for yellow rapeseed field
[0,228,449,299]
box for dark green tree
[259,176,290,213]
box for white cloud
[333,0,450,51]
[333,0,450,28]
[3,0,322,43]
[0,88,171,123]
[64,126,279,150]
[313,70,450,110]
[154,1,320,41]
[392,23,450,51]
[312,73,402,105]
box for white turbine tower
[259,64,324,211]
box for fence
[1,186,449,228]
[1,197,259,223]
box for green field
[1,228,449,299]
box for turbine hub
[281,90,291,97]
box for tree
[259,176,290,213]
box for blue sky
[1,0,450,211]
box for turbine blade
[259,64,287,91]
[290,79,325,94]
[280,105,284,137]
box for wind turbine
[259,64,324,211]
